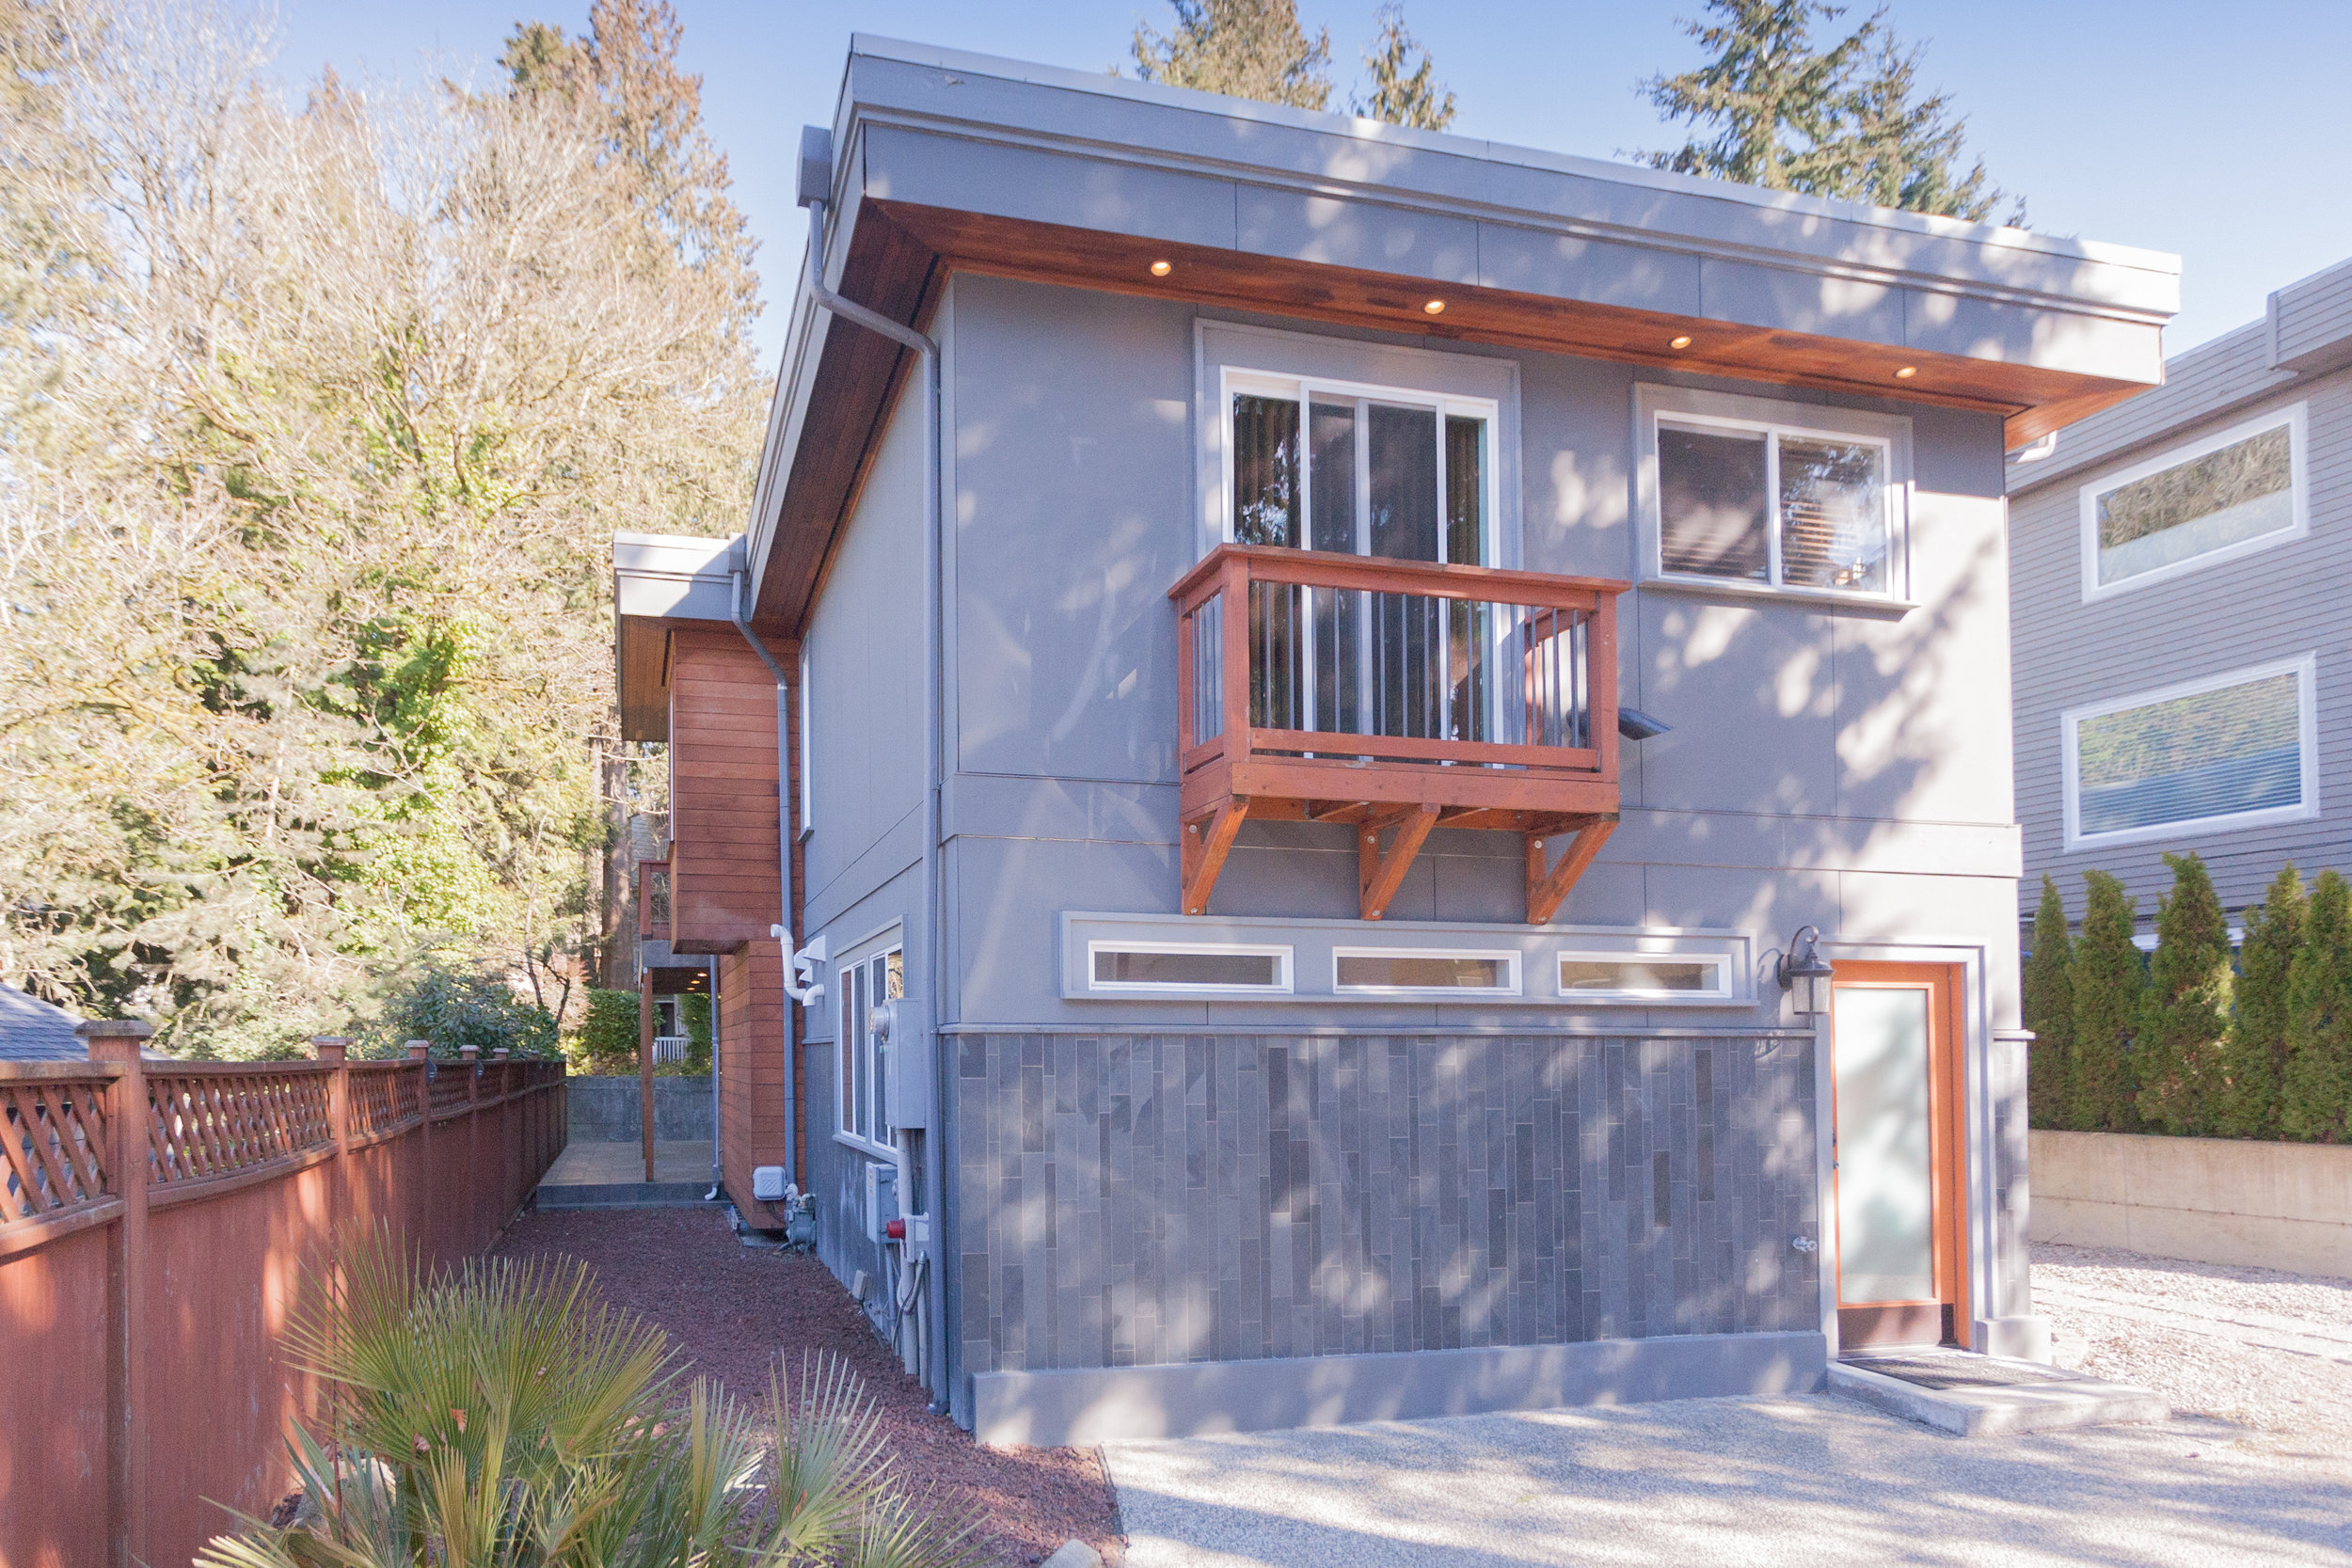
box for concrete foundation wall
[946,1027,1820,1430]
[566,1075,715,1142]
[2030,1129,2352,1277]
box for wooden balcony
[1171,545,1629,924]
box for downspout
[730,568,797,1210]
[705,956,721,1202]
[798,190,950,1414]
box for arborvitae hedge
[2023,876,2074,1131]
[2281,870,2352,1143]
[2135,853,2230,1136]
[2218,864,2303,1138]
[2069,870,2144,1132]
[2029,858,2352,1143]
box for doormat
[1843,1354,2092,1392]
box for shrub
[678,991,713,1075]
[2281,869,2352,1143]
[2135,853,2230,1135]
[373,947,558,1058]
[2023,875,2074,1130]
[2218,863,2303,1138]
[2069,869,2143,1132]
[574,987,643,1075]
[198,1238,977,1567]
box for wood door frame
[1827,960,1970,1350]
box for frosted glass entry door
[1834,986,1935,1304]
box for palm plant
[198,1238,978,1567]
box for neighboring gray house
[612,38,2176,1444]
[2009,256,2352,925]
[0,984,78,1062]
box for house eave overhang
[741,35,2183,635]
[612,531,746,743]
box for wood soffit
[750,198,2155,636]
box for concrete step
[533,1180,713,1210]
[1828,1351,2169,1437]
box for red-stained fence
[0,1026,566,1568]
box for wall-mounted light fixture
[1776,925,1835,1018]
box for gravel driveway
[1104,1395,2348,1566]
[2036,1242,2352,1468]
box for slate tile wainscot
[949,1028,1825,1444]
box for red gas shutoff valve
[884,1217,906,1241]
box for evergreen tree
[2281,869,2352,1143]
[2069,870,2143,1132]
[2022,875,2074,1130]
[1641,0,2021,222]
[2218,863,2304,1138]
[1133,0,1335,110]
[2135,853,2231,1135]
[1354,4,1455,131]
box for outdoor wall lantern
[1776,926,1835,1018]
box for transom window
[1225,370,1495,566]
[1638,386,1910,603]
[1086,941,1293,994]
[2079,405,2307,599]
[2062,656,2318,849]
[836,937,903,1152]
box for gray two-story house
[2010,256,2352,924]
[612,38,2176,1444]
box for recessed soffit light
[1895,365,1918,379]
[1668,335,1692,350]
[1422,298,1446,315]
[1150,259,1172,277]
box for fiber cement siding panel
[2010,370,2352,918]
[1474,222,1699,317]
[1699,259,1904,347]
[1629,595,1839,817]
[1234,187,1479,285]
[861,125,1238,251]
[947,1028,1818,1401]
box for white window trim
[1217,365,1502,568]
[2060,653,2320,852]
[2076,403,2310,604]
[833,932,902,1159]
[1633,384,1915,608]
[1331,946,1522,996]
[1083,939,1295,996]
[1554,949,1738,1004]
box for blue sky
[277,1,2352,369]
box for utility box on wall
[881,996,932,1132]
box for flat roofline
[846,33,2181,280]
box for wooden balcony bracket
[1526,815,1617,924]
[1183,796,1252,915]
[1359,802,1441,921]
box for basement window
[1556,951,1736,1002]
[1333,949,1519,994]
[1087,942,1293,994]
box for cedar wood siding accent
[667,624,808,1207]
[2010,359,2352,921]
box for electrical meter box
[864,1159,898,1244]
[878,997,932,1132]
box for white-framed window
[2062,655,2319,850]
[1555,949,1738,1002]
[1332,947,1520,994]
[796,645,813,839]
[2078,404,2308,601]
[1085,941,1294,995]
[1221,365,1500,568]
[835,934,903,1154]
[1635,385,1912,605]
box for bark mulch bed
[492,1206,1121,1566]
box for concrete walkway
[1104,1394,2352,1567]
[539,1139,713,1187]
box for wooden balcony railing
[1170,544,1629,923]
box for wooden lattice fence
[0,1031,566,1568]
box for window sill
[1639,575,1916,616]
[833,1131,895,1160]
